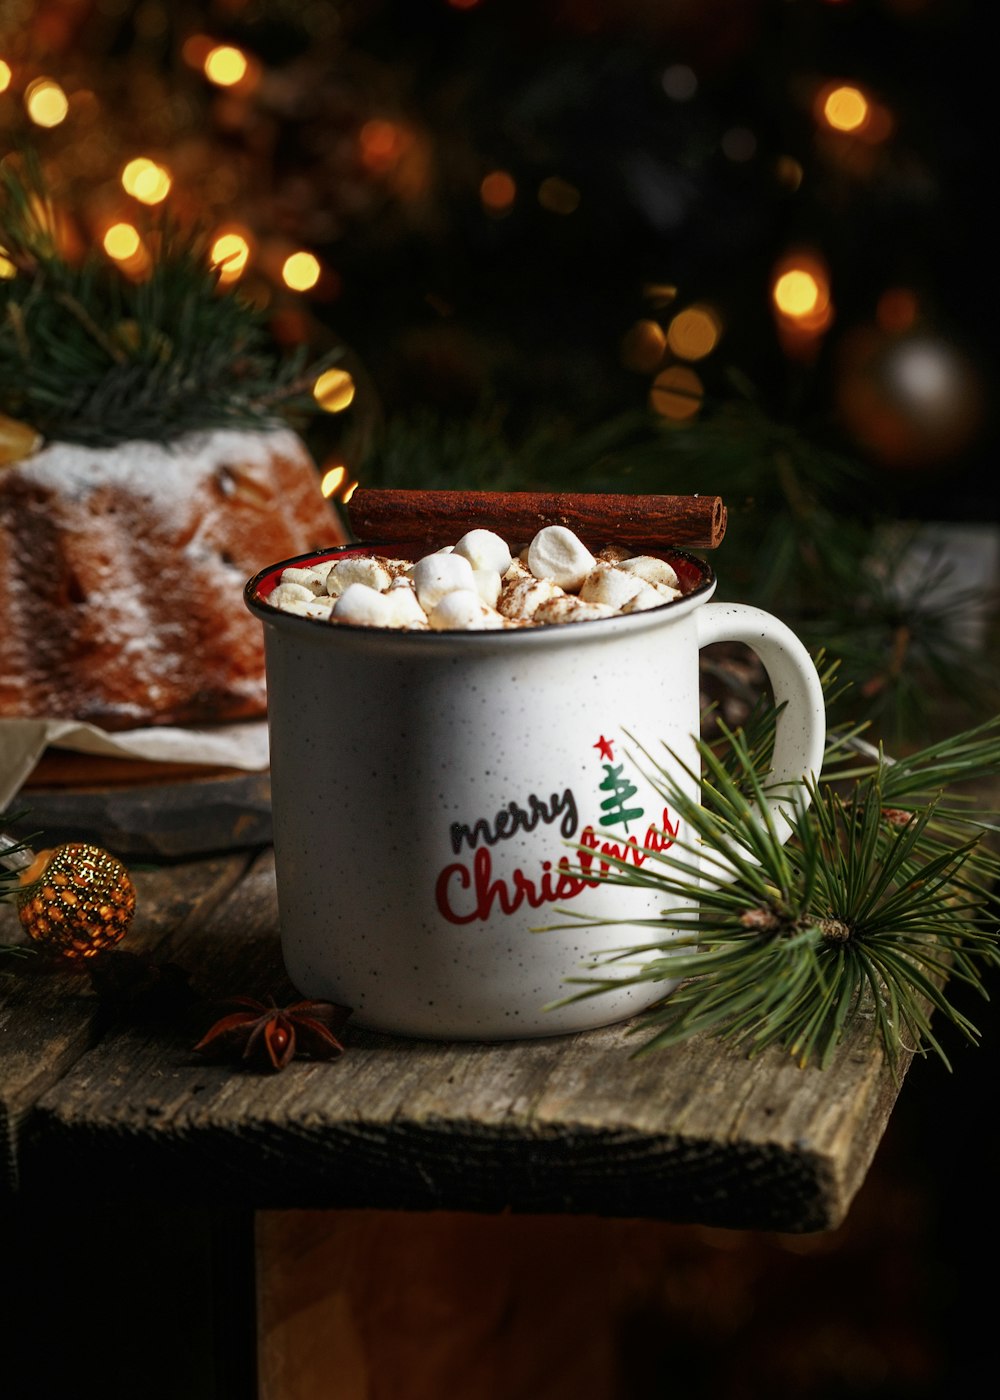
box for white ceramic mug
[246,543,826,1040]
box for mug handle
[696,602,827,853]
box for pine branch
[545,720,1000,1072]
[0,153,340,446]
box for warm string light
[771,252,834,358]
[103,222,142,261]
[121,157,171,205]
[821,84,869,133]
[320,463,358,502]
[814,80,893,146]
[210,230,251,282]
[0,59,12,93]
[282,251,321,292]
[650,365,703,421]
[24,77,68,127]
[204,45,248,88]
[313,368,356,413]
[666,305,721,361]
[321,464,346,497]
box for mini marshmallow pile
[264,524,683,631]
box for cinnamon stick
[346,489,727,551]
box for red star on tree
[594,735,615,760]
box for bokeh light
[818,83,869,133]
[103,222,141,261]
[0,246,15,279]
[359,119,406,172]
[772,252,832,326]
[650,366,704,421]
[313,368,356,413]
[204,45,248,88]
[667,305,722,361]
[0,60,12,93]
[25,78,69,127]
[210,231,251,282]
[321,464,346,498]
[282,251,321,291]
[775,269,820,317]
[481,170,516,215]
[121,157,171,205]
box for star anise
[193,995,351,1072]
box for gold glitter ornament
[16,843,136,961]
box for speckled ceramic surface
[246,545,826,1041]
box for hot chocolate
[262,524,689,631]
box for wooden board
[5,753,272,858]
[7,847,918,1232]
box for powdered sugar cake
[0,426,346,731]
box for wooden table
[1,844,913,1230]
[1,841,932,1398]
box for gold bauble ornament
[16,843,137,961]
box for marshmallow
[428,590,506,631]
[472,568,502,608]
[453,529,513,576]
[497,575,563,622]
[384,585,430,629]
[621,583,670,613]
[411,552,477,610]
[331,583,397,627]
[269,581,316,609]
[325,557,392,596]
[527,526,596,591]
[279,565,328,595]
[307,559,337,585]
[303,595,336,620]
[617,555,680,590]
[580,563,646,611]
[533,595,617,625]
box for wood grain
[0,853,250,1194]
[347,489,728,551]
[15,848,914,1232]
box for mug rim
[244,539,718,643]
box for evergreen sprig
[0,154,340,446]
[545,714,1000,1072]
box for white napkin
[0,717,270,812]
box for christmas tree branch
[543,714,1000,1072]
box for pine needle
[545,711,1000,1072]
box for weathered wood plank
[19,848,916,1230]
[0,852,251,1194]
